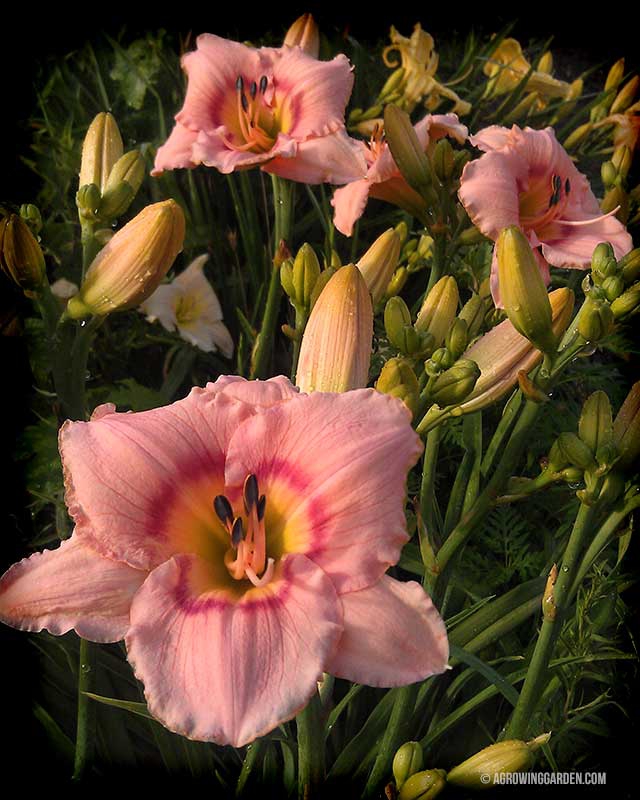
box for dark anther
[552,174,562,193]
[214,494,233,524]
[236,76,244,92]
[243,473,259,513]
[259,75,268,94]
[231,517,244,547]
[241,93,249,113]
[565,178,571,194]
[257,494,266,522]
[250,81,257,99]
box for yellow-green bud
[417,234,434,259]
[604,58,625,93]
[385,296,412,343]
[309,267,337,310]
[0,213,46,292]
[426,347,455,376]
[613,381,640,469]
[76,183,102,221]
[384,104,432,200]
[497,226,556,354]
[620,248,640,284]
[392,741,424,789]
[612,145,633,180]
[459,293,485,338]
[445,318,468,359]
[593,470,625,505]
[398,769,446,800]
[395,220,409,246]
[376,358,420,418]
[577,298,615,342]
[280,258,295,299]
[402,238,419,258]
[601,160,618,189]
[563,122,593,150]
[453,150,471,177]
[610,75,639,114]
[547,440,570,473]
[600,185,629,221]
[556,432,596,471]
[385,267,409,298]
[595,441,619,474]
[561,466,584,484]
[19,203,42,234]
[99,150,145,219]
[357,228,401,304]
[430,359,480,406]
[432,138,455,183]
[447,735,549,790]
[379,68,406,101]
[579,391,613,454]
[79,112,123,194]
[292,243,321,310]
[611,283,640,318]
[66,200,185,318]
[359,104,384,122]
[591,242,618,284]
[601,275,624,301]
[415,276,459,347]
[457,226,485,246]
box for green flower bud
[398,769,447,800]
[359,104,384,121]
[394,220,409,246]
[590,242,617,281]
[385,267,409,299]
[384,104,433,200]
[613,381,640,469]
[280,258,295,299]
[556,432,596,471]
[402,239,419,258]
[459,293,485,338]
[417,234,434,259]
[76,183,102,221]
[577,298,615,342]
[426,347,455,376]
[496,226,556,354]
[611,284,640,318]
[601,275,625,302]
[376,358,420,418]
[604,58,625,93]
[432,138,455,183]
[79,112,123,194]
[610,75,639,114]
[612,145,633,180]
[99,150,145,219]
[309,267,337,311]
[601,160,618,189]
[292,243,321,310]
[578,391,613,454]
[547,439,570,473]
[430,359,481,406]
[0,213,46,292]
[620,248,640,284]
[393,741,424,789]
[19,203,43,235]
[458,226,485,246]
[357,229,401,304]
[596,471,625,505]
[415,276,459,347]
[563,122,593,150]
[447,734,550,790]
[379,67,406,100]
[445,318,469,359]
[561,466,584,484]
[385,296,412,345]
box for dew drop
[562,565,569,573]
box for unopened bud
[610,76,639,114]
[430,359,480,406]
[385,296,412,344]
[66,200,185,318]
[612,145,633,180]
[394,220,409,245]
[283,13,319,58]
[417,235,434,259]
[0,214,46,292]
[591,242,618,283]
[357,228,401,304]
[497,226,556,354]
[601,160,618,189]
[426,347,455,375]
[561,466,583,484]
[445,318,468,359]
[595,471,625,505]
[415,276,459,347]
[393,741,424,789]
[613,381,640,469]
[459,293,485,338]
[563,122,593,150]
[296,265,373,393]
[611,283,640,318]
[280,258,295,298]
[601,275,624,302]
[376,358,420,417]
[76,183,102,221]
[577,298,615,342]
[398,769,446,800]
[604,59,625,93]
[447,734,550,789]
[384,104,433,200]
[79,112,123,194]
[379,68,406,101]
[432,138,455,183]
[600,185,629,221]
[556,432,596,471]
[291,243,321,310]
[309,267,337,310]
[458,226,485,246]
[385,267,409,298]
[547,440,570,473]
[99,150,145,219]
[19,203,42,234]
[620,248,640,284]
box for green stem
[481,390,523,477]
[426,233,446,294]
[297,690,325,800]
[72,638,94,780]
[291,306,308,381]
[80,221,100,281]
[420,428,442,541]
[505,502,598,740]
[236,740,265,797]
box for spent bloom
[0,377,448,746]
[458,125,632,305]
[153,34,366,184]
[140,254,233,356]
[332,114,468,236]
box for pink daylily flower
[153,34,367,185]
[332,114,468,236]
[0,377,448,746]
[458,124,633,305]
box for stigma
[214,473,275,587]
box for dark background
[0,3,637,794]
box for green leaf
[84,692,153,720]
[449,644,520,706]
[102,378,167,412]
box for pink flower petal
[263,130,367,185]
[206,375,300,407]
[328,576,449,686]
[152,122,199,175]
[458,149,522,239]
[224,390,423,594]
[331,179,372,237]
[273,49,354,141]
[59,389,255,570]
[125,552,342,745]
[541,216,633,268]
[0,534,146,642]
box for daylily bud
[395,221,409,245]
[547,440,570,473]
[579,391,613,454]
[280,258,295,298]
[417,235,434,259]
[601,275,624,302]
[496,226,556,354]
[376,358,420,417]
[19,203,42,234]
[426,347,455,375]
[620,248,640,284]
[291,243,321,310]
[458,226,486,246]
[459,293,485,338]
[283,13,320,59]
[398,769,447,800]
[66,200,185,318]
[605,59,625,93]
[612,145,633,180]
[296,265,373,393]
[517,370,549,403]
[379,68,406,101]
[611,283,640,318]
[0,213,46,292]
[430,359,480,406]
[601,160,618,189]
[76,183,102,221]
[445,319,468,359]
[79,112,123,194]
[563,122,593,150]
[595,471,625,505]
[384,104,433,200]
[432,138,455,183]
[591,242,618,283]
[385,267,409,298]
[385,296,412,341]
[393,741,424,789]
[447,734,550,789]
[309,267,337,310]
[613,381,640,469]
[538,51,553,74]
[357,228,401,304]
[601,185,629,221]
[556,432,596,471]
[561,466,583,484]
[610,76,639,114]
[577,298,615,342]
[99,150,145,219]
[415,276,459,347]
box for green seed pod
[393,741,424,789]
[398,770,447,800]
[447,735,549,790]
[556,432,596,471]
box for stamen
[214,494,233,525]
[259,75,268,94]
[236,76,244,92]
[565,178,571,194]
[241,93,249,113]
[257,494,266,522]
[231,516,244,547]
[243,474,259,513]
[250,81,257,99]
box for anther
[231,517,244,547]
[241,93,249,113]
[243,473,259,513]
[257,494,266,522]
[250,81,257,99]
[565,178,571,194]
[214,494,233,525]
[236,76,244,92]
[259,75,268,94]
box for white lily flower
[139,254,234,357]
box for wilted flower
[140,254,233,356]
[458,125,632,305]
[0,377,448,746]
[153,34,366,184]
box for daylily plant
[153,34,367,184]
[458,124,633,304]
[139,254,233,356]
[0,377,448,746]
